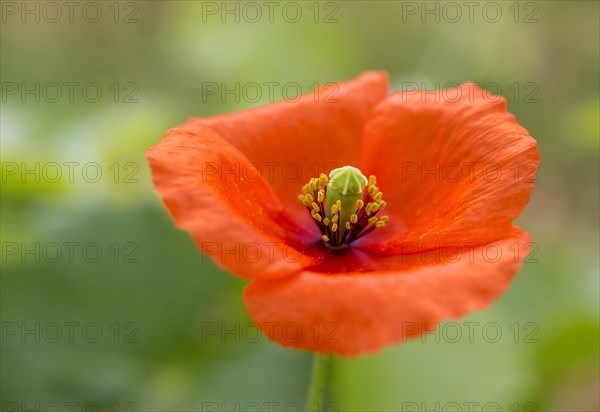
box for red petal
[244,228,531,356]
[146,124,317,280]
[357,83,540,252]
[192,71,389,222]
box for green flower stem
[305,354,331,412]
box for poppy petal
[357,83,540,252]
[244,228,530,356]
[191,71,389,221]
[146,123,317,280]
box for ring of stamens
[298,170,388,248]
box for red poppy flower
[146,71,540,357]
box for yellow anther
[317,190,325,203]
[299,168,388,248]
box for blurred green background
[1,1,598,411]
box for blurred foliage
[1,1,598,411]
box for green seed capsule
[324,166,368,238]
